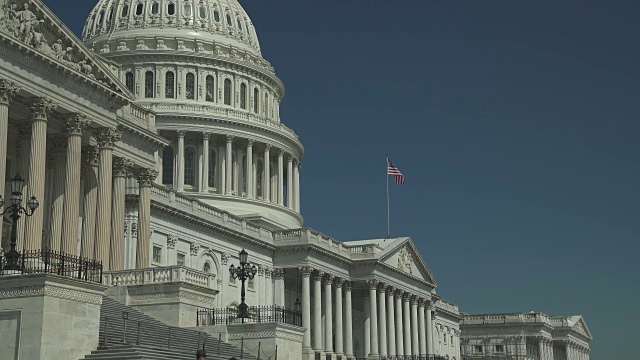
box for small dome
[83,0,261,57]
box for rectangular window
[152,246,161,263]
[444,333,447,344]
[451,335,454,346]
[495,345,504,352]
[474,346,483,354]
[177,253,185,266]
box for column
[60,114,89,255]
[387,288,396,356]
[301,267,312,352]
[411,296,419,357]
[265,268,273,306]
[80,146,99,259]
[109,158,131,270]
[368,279,379,357]
[263,144,271,201]
[225,135,233,195]
[335,279,344,357]
[286,156,293,209]
[273,268,285,305]
[426,301,434,355]
[538,337,545,360]
[395,291,404,356]
[24,98,57,250]
[418,299,427,356]
[93,127,121,269]
[48,136,66,252]
[277,150,284,205]
[313,270,324,352]
[378,285,387,357]
[344,282,354,358]
[364,292,370,356]
[294,161,300,212]
[177,130,185,191]
[324,274,334,355]
[136,168,157,268]
[403,294,412,356]
[0,80,20,242]
[15,125,31,251]
[201,132,210,193]
[244,140,253,198]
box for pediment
[380,238,437,286]
[571,316,593,340]
[0,0,132,98]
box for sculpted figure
[16,3,38,43]
[52,39,65,60]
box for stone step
[81,343,251,360]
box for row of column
[0,80,156,271]
[565,341,590,360]
[299,268,436,359]
[172,131,301,212]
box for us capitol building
[0,1,593,360]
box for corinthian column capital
[94,127,123,149]
[82,146,100,166]
[135,168,159,187]
[0,79,21,105]
[29,97,57,120]
[113,158,133,177]
[65,113,90,135]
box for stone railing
[149,184,273,244]
[345,244,383,256]
[435,299,460,315]
[103,265,216,289]
[462,312,551,325]
[273,228,350,258]
[121,103,154,128]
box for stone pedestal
[0,274,107,360]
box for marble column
[335,279,344,357]
[60,114,89,255]
[301,267,312,352]
[24,98,57,251]
[368,279,379,357]
[324,274,334,355]
[0,80,20,242]
[109,158,132,270]
[364,292,370,357]
[265,268,273,306]
[411,296,419,357]
[538,337,545,360]
[15,125,31,251]
[136,168,157,268]
[294,161,300,212]
[201,132,210,193]
[277,150,284,205]
[344,282,354,358]
[403,294,412,356]
[48,136,67,252]
[426,301,434,355]
[225,135,233,195]
[313,270,324,352]
[418,299,427,356]
[273,268,285,305]
[395,291,404,356]
[287,156,293,209]
[263,144,271,201]
[177,130,185,191]
[80,146,99,259]
[246,140,254,198]
[387,288,396,356]
[378,285,388,357]
[93,127,121,269]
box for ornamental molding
[228,331,303,342]
[128,290,216,306]
[397,245,413,275]
[0,284,102,304]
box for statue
[52,39,65,60]
[16,3,38,43]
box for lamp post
[0,173,39,270]
[229,248,257,323]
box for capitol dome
[82,0,304,230]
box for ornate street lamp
[228,248,257,322]
[0,174,39,270]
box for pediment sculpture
[397,245,413,275]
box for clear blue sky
[45,1,638,357]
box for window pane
[226,14,232,26]
[145,71,154,98]
[152,2,159,15]
[206,75,214,102]
[168,3,175,15]
[121,4,129,17]
[240,83,246,109]
[184,4,191,17]
[224,79,231,105]
[253,88,259,113]
[125,72,134,93]
[162,146,174,185]
[136,4,143,16]
[208,149,216,188]
[185,147,195,185]
[213,10,220,22]
[186,73,195,100]
[199,6,206,19]
[237,19,242,30]
[257,160,263,197]
[165,71,175,98]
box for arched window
[168,3,175,15]
[125,72,134,93]
[151,2,159,15]
[136,3,143,16]
[224,79,231,105]
[256,159,263,198]
[121,4,129,17]
[144,71,154,98]
[203,262,211,273]
[165,71,175,98]
[208,148,216,188]
[185,73,195,100]
[183,4,192,17]
[240,83,247,109]
[205,75,214,102]
[184,147,196,186]
[226,14,233,26]
[253,88,259,113]
[199,6,206,19]
[213,10,220,22]
[162,146,174,185]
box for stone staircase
[80,296,255,360]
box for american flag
[387,159,405,185]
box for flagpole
[386,155,390,239]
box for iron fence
[0,249,103,283]
[197,305,302,327]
